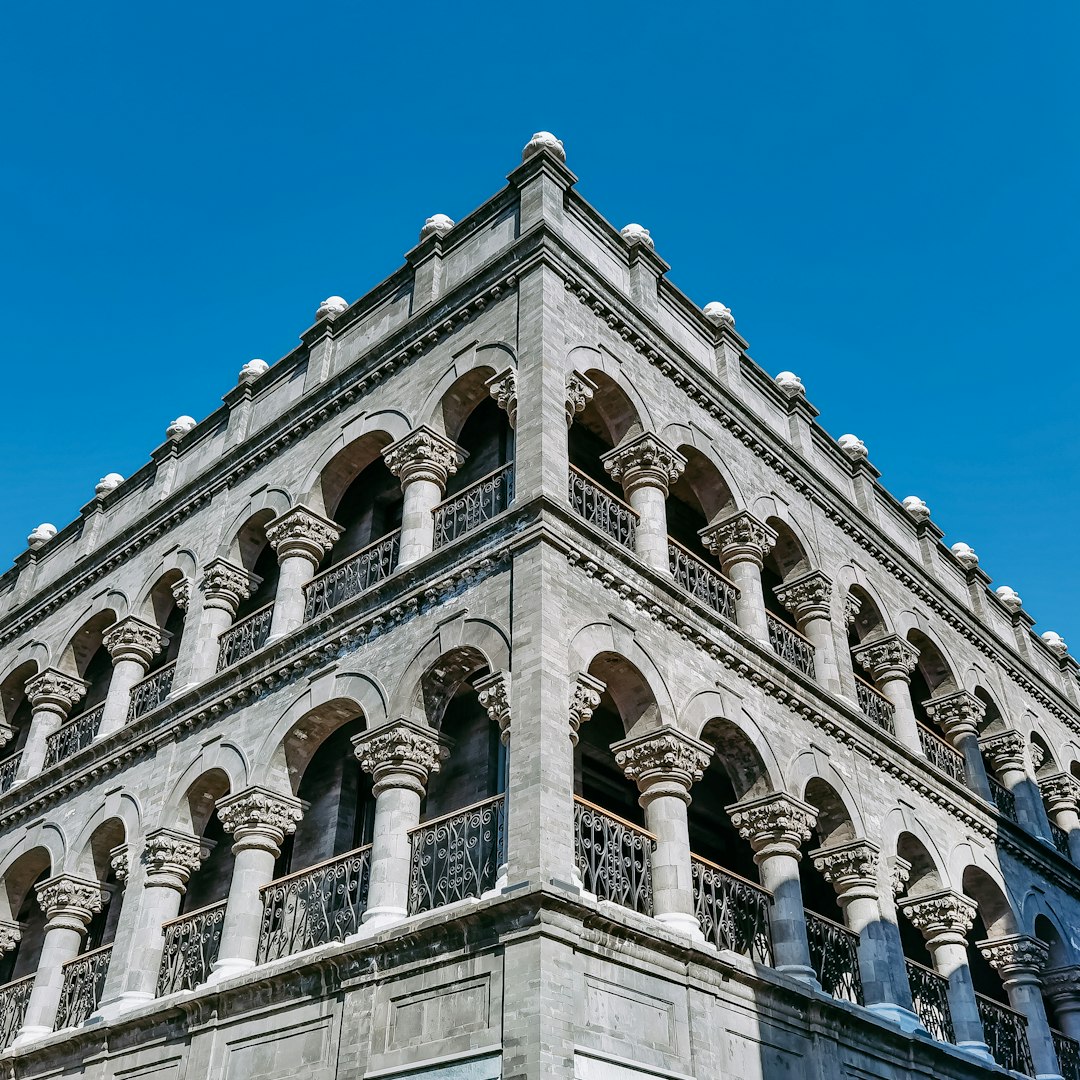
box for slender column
[981,730,1052,838]
[600,433,686,574]
[700,511,778,646]
[775,570,839,692]
[265,506,341,640]
[613,727,712,940]
[851,635,922,754]
[923,691,991,800]
[352,720,448,931]
[14,875,106,1043]
[98,616,168,738]
[1040,774,1080,864]
[17,669,87,779]
[382,426,465,568]
[476,671,512,888]
[898,889,991,1059]
[1044,967,1080,1043]
[727,792,818,983]
[208,787,302,982]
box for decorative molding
[170,577,191,613]
[888,855,912,898]
[0,920,19,954]
[109,843,129,886]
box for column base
[955,1040,994,1064]
[206,957,255,984]
[351,906,407,937]
[91,990,155,1021]
[12,1025,51,1047]
[776,963,821,989]
[865,1002,927,1035]
[655,911,706,942]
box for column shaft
[398,477,442,567]
[18,703,66,779]
[100,882,182,1006]
[728,559,770,645]
[802,614,841,693]
[757,850,815,979]
[18,923,83,1037]
[210,839,278,980]
[626,484,669,573]
[98,656,146,738]
[268,552,316,638]
[931,939,989,1050]
[878,676,921,754]
[364,786,422,925]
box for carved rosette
[109,844,129,886]
[103,615,169,668]
[726,793,818,861]
[170,577,191,613]
[200,558,260,616]
[851,634,920,685]
[265,505,342,569]
[352,719,449,798]
[1042,966,1080,1009]
[35,874,107,930]
[811,840,880,901]
[143,828,206,890]
[382,426,465,489]
[612,727,713,806]
[1039,772,1080,816]
[0,920,20,955]
[24,668,88,716]
[569,672,606,746]
[485,368,517,429]
[565,371,597,427]
[843,593,862,629]
[699,511,778,572]
[217,787,303,852]
[888,855,912,898]
[897,889,977,948]
[978,934,1049,985]
[922,691,986,744]
[601,433,686,498]
[475,671,512,745]
[979,730,1028,778]
[774,570,833,625]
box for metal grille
[766,612,816,679]
[0,753,20,794]
[1051,822,1071,859]
[917,724,966,784]
[257,845,372,963]
[691,855,772,963]
[1054,1028,1080,1080]
[44,704,104,768]
[0,975,34,1049]
[805,910,863,1004]
[668,540,738,622]
[976,993,1034,1077]
[568,466,637,550]
[127,660,176,721]
[905,958,955,1044]
[573,796,653,916]
[55,944,112,1030]
[157,900,226,996]
[854,675,896,735]
[988,778,1018,823]
[303,531,400,622]
[433,464,514,549]
[217,603,273,670]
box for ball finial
[838,434,868,461]
[995,586,1023,613]
[902,496,931,522]
[420,214,455,241]
[1042,631,1069,658]
[315,296,348,322]
[239,359,269,383]
[620,223,654,249]
[95,473,124,498]
[951,542,979,570]
[166,416,196,441]
[703,301,735,328]
[27,523,56,550]
[522,131,566,163]
[774,371,804,396]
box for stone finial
[315,295,348,322]
[851,634,921,684]
[774,570,832,624]
[601,432,686,497]
[703,301,735,328]
[419,214,455,240]
[565,370,597,427]
[35,874,107,927]
[995,586,1023,613]
[569,672,606,745]
[612,727,713,805]
[951,542,979,570]
[382,426,466,488]
[24,668,89,713]
[265,505,341,569]
[1042,631,1069,658]
[522,131,566,162]
[352,719,449,798]
[27,523,56,550]
[838,434,868,461]
[902,496,931,522]
[200,558,259,615]
[95,473,124,497]
[485,368,517,429]
[103,615,168,667]
[620,223,654,248]
[978,934,1049,980]
[897,889,978,946]
[726,792,818,860]
[475,671,511,745]
[699,510,778,571]
[922,690,986,742]
[774,371,803,396]
[239,358,269,383]
[216,787,303,847]
[166,416,196,442]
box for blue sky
[1,3,1077,646]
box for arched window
[0,661,37,758]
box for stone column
[851,635,922,755]
[775,570,839,692]
[600,433,686,574]
[727,792,819,983]
[980,730,1052,838]
[898,890,990,1059]
[15,875,106,1043]
[1040,774,1080,864]
[208,787,302,982]
[979,935,1062,1079]
[1044,966,1080,1043]
[265,506,341,640]
[476,671,512,889]
[18,669,88,779]
[353,720,448,931]
[98,616,168,739]
[613,727,713,940]
[923,691,991,799]
[700,511,778,646]
[382,426,466,568]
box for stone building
[0,132,1077,1080]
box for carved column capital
[24,668,88,715]
[265,505,341,569]
[200,558,260,616]
[922,691,986,743]
[217,786,303,854]
[699,510,778,572]
[1043,965,1080,1007]
[109,843,129,886]
[475,671,511,745]
[811,839,880,900]
[897,889,977,948]
[1039,772,1080,815]
[601,432,686,499]
[775,570,833,625]
[142,827,207,890]
[612,726,713,806]
[569,672,606,746]
[35,874,107,931]
[851,634,920,685]
[565,370,597,427]
[103,615,168,668]
[485,368,517,429]
[726,792,818,861]
[382,426,465,489]
[0,920,20,954]
[352,719,449,798]
[888,855,912,897]
[843,593,862,629]
[978,729,1028,776]
[170,577,191,613]
[978,934,1049,987]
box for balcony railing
[0,752,20,794]
[303,531,400,622]
[55,943,112,1030]
[766,611,816,679]
[157,899,226,996]
[408,794,506,916]
[805,910,863,1004]
[691,854,772,963]
[976,993,1034,1077]
[1054,1028,1080,1080]
[217,603,273,671]
[44,704,104,768]
[257,844,372,964]
[127,660,176,722]
[0,974,34,1049]
[1051,822,1071,859]
[573,796,653,917]
[905,958,955,1044]
[433,463,514,550]
[568,466,637,550]
[917,723,966,785]
[854,674,896,735]
[988,777,1018,823]
[668,539,738,623]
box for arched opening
[906,631,958,736]
[0,848,52,986]
[846,588,891,717]
[178,769,234,917]
[568,371,640,497]
[60,611,119,727]
[760,520,811,623]
[0,662,38,759]
[142,572,186,672]
[1035,915,1070,1036]
[80,818,126,953]
[1030,733,1056,779]
[962,867,1018,1018]
[231,510,281,622]
[845,586,888,649]
[894,833,943,971]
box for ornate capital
[726,792,817,860]
[485,368,517,429]
[0,920,19,955]
[888,854,912,898]
[382,426,465,489]
[1043,965,1080,1005]
[217,786,303,851]
[170,577,191,612]
[979,730,1028,777]
[24,667,88,715]
[35,874,107,929]
[103,615,168,667]
[922,691,986,743]
[612,726,713,805]
[897,889,977,947]
[142,828,206,889]
[601,433,686,498]
[699,511,777,572]
[851,634,920,684]
[843,593,862,629]
[352,719,449,797]
[569,672,606,746]
[1040,772,1080,815]
[200,558,259,615]
[565,370,597,427]
[811,840,880,898]
[265,505,341,568]
[774,570,833,625]
[978,934,1049,983]
[475,671,511,745]
[109,843,129,886]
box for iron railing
[568,466,637,550]
[988,778,1019,824]
[854,674,896,735]
[1054,1028,1080,1080]
[766,611,816,679]
[905,958,955,1044]
[303,531,400,622]
[691,854,772,963]
[1051,822,1072,859]
[127,660,176,722]
[573,796,653,917]
[257,844,372,963]
[668,539,738,623]
[917,723,966,785]
[217,603,273,670]
[976,993,1034,1077]
[408,794,506,915]
[157,900,226,996]
[0,975,34,1049]
[55,943,112,1030]
[44,704,104,768]
[805,910,863,1004]
[0,752,20,794]
[433,463,514,549]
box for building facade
[0,132,1076,1080]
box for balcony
[303,531,400,622]
[44,704,104,768]
[805,910,862,1004]
[433,463,514,550]
[0,752,20,794]
[0,974,34,1050]
[573,796,653,917]
[1051,822,1071,858]
[906,958,955,1043]
[917,723,966,785]
[691,854,772,963]
[976,992,1034,1076]
[765,611,816,679]
[568,466,637,550]
[55,943,112,1030]
[217,603,273,671]
[1054,1028,1080,1080]
[668,539,737,623]
[127,660,176,722]
[157,900,226,996]
[988,777,1018,824]
[854,674,896,735]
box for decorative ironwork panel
[157,900,226,996]
[0,752,20,794]
[257,845,372,964]
[1051,822,1072,859]
[303,532,400,622]
[669,541,738,623]
[917,724,966,784]
[408,795,505,915]
[0,975,34,1050]
[44,704,104,768]
[805,911,863,1004]
[691,856,772,963]
[55,944,112,1030]
[127,661,176,722]
[976,993,1034,1077]
[905,958,955,1044]
[1054,1028,1080,1080]
[988,778,1019,823]
[433,464,514,549]
[573,797,653,917]
[854,676,896,735]
[766,612,816,679]
[217,604,273,670]
[568,467,637,550]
